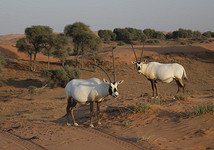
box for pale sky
[0,0,214,35]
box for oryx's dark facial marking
[108,85,113,95]
[108,82,119,98]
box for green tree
[73,32,102,68]
[153,31,165,40]
[16,38,34,71]
[98,30,116,42]
[64,22,91,38]
[64,22,102,68]
[143,28,156,39]
[43,34,56,69]
[192,31,202,40]
[113,27,146,43]
[165,32,173,39]
[53,34,71,66]
[211,32,214,38]
[178,28,192,38]
[25,25,54,71]
[172,30,179,39]
[202,31,212,38]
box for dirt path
[0,121,141,150]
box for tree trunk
[33,52,37,71]
[48,54,50,69]
[81,50,84,69]
[29,54,33,71]
[93,53,97,72]
[62,59,65,67]
[75,55,79,68]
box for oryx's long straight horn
[112,47,116,82]
[130,43,138,63]
[91,64,112,83]
[140,42,145,62]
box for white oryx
[130,43,188,98]
[65,50,124,127]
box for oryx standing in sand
[65,49,124,127]
[131,43,188,98]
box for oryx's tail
[183,69,188,81]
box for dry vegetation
[0,34,214,150]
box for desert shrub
[175,93,189,101]
[28,86,37,95]
[0,56,7,87]
[180,42,186,45]
[40,66,81,88]
[0,75,7,87]
[132,103,151,113]
[189,41,195,45]
[146,39,160,44]
[117,41,125,46]
[53,68,69,87]
[192,103,214,115]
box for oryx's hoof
[90,124,94,128]
[67,123,72,126]
[74,123,79,126]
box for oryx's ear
[143,59,147,63]
[103,78,110,84]
[117,80,124,85]
[131,61,136,64]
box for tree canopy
[24,25,55,71]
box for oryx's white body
[65,78,123,127]
[65,78,110,105]
[65,77,122,104]
[138,62,187,83]
[130,43,187,98]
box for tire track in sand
[0,122,141,150]
[79,126,141,150]
[0,131,46,150]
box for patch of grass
[146,97,163,105]
[137,136,150,142]
[180,42,186,45]
[117,41,125,46]
[192,103,214,115]
[125,121,133,127]
[28,86,37,95]
[105,106,132,114]
[175,93,189,101]
[132,103,151,113]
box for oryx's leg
[175,79,181,93]
[175,78,185,94]
[90,101,95,128]
[71,100,78,126]
[154,80,159,98]
[66,97,72,126]
[97,102,101,125]
[149,79,155,98]
[66,98,78,126]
